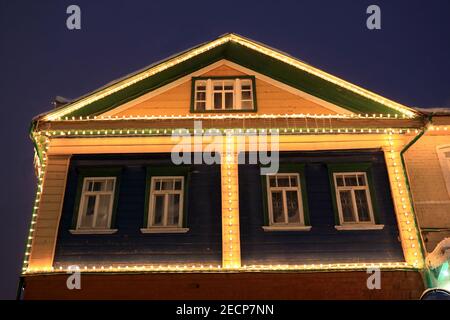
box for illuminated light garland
[49,113,413,122]
[39,127,419,139]
[23,261,413,274]
[221,136,241,268]
[383,133,424,268]
[42,34,417,121]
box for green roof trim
[39,34,417,120]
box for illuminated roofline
[42,33,417,121]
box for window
[75,177,116,232]
[192,77,256,112]
[333,172,376,225]
[264,173,310,231]
[143,176,187,232]
[437,145,450,198]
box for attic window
[192,77,256,112]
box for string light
[42,34,416,121]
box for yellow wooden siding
[28,155,71,270]
[113,65,338,117]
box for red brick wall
[23,271,424,300]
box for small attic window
[191,76,257,112]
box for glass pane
[95,195,111,228]
[174,180,182,190]
[355,190,371,222]
[167,194,180,226]
[241,91,251,100]
[152,195,165,226]
[93,181,103,191]
[344,175,358,186]
[155,180,161,191]
[213,83,223,90]
[277,176,290,187]
[286,191,300,223]
[269,176,276,187]
[162,180,174,190]
[241,81,251,90]
[357,174,366,186]
[196,92,206,101]
[339,190,355,222]
[224,92,233,109]
[86,181,93,191]
[241,100,253,109]
[106,179,114,191]
[336,176,344,187]
[214,93,222,109]
[80,195,96,228]
[196,101,206,111]
[290,176,298,187]
[271,191,284,223]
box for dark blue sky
[1,0,449,299]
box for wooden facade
[21,34,449,299]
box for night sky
[1,0,449,299]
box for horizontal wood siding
[53,154,222,267]
[238,150,405,265]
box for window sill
[140,227,189,234]
[335,224,384,231]
[262,225,312,232]
[69,229,118,235]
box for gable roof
[39,33,418,121]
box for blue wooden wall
[53,154,222,267]
[238,150,405,265]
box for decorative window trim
[261,164,310,231]
[190,76,257,113]
[142,166,190,233]
[437,145,450,199]
[327,163,383,229]
[71,167,122,234]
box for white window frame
[437,145,450,198]
[70,177,117,234]
[193,78,255,111]
[141,176,188,234]
[263,173,311,232]
[333,172,383,230]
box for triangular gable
[40,33,418,120]
[105,61,353,117]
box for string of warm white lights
[42,34,417,121]
[384,132,423,268]
[51,113,411,122]
[24,261,413,274]
[40,127,420,138]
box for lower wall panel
[22,271,424,300]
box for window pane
[162,180,174,190]
[355,190,371,222]
[174,180,182,190]
[271,191,284,223]
[213,83,223,90]
[269,176,276,187]
[286,191,300,223]
[336,176,344,187]
[344,175,358,186]
[241,91,251,100]
[152,195,165,226]
[357,175,366,186]
[80,195,96,228]
[339,190,355,222]
[93,181,103,191]
[196,101,206,111]
[196,92,206,101]
[214,93,222,109]
[155,180,161,190]
[277,177,290,187]
[167,194,180,226]
[290,176,298,187]
[86,181,93,191]
[241,100,252,109]
[106,179,115,191]
[224,92,233,109]
[95,195,111,228]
